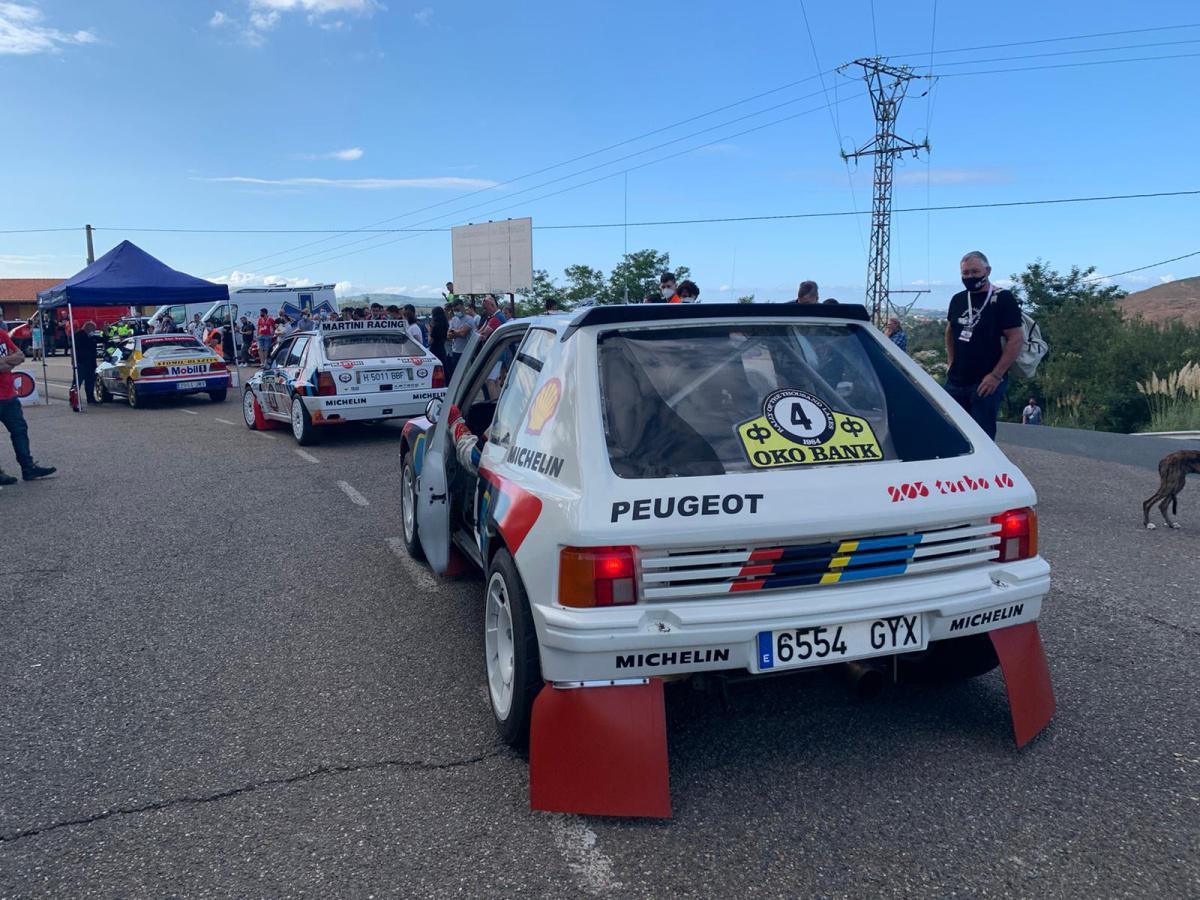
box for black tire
[898,633,999,684]
[126,380,141,408]
[209,389,227,403]
[400,451,425,561]
[485,549,543,749]
[290,395,319,446]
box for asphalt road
[2,365,1197,897]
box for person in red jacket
[255,308,275,367]
[0,318,55,485]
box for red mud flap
[989,621,1056,749]
[250,395,277,430]
[529,678,671,818]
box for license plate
[176,380,206,390]
[754,614,924,672]
[358,369,411,384]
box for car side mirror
[425,396,443,423]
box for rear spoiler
[561,302,870,341]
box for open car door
[415,329,485,575]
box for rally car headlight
[558,546,638,608]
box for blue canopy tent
[36,241,230,408]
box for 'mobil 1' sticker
[736,388,883,469]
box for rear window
[141,337,206,352]
[323,333,422,360]
[598,322,971,479]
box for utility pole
[838,58,930,325]
[85,224,95,264]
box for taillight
[992,507,1037,562]
[431,365,445,388]
[141,366,166,376]
[559,546,638,608]
[209,361,227,371]
[316,372,337,396]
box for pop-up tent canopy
[37,240,228,308]
[36,240,231,406]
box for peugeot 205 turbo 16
[398,302,1055,817]
[242,319,446,444]
[97,333,230,407]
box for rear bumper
[134,375,230,395]
[302,389,444,423]
[533,558,1050,682]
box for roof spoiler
[560,302,871,341]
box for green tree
[515,269,564,316]
[737,294,755,304]
[562,264,605,305]
[1012,260,1126,315]
[601,249,689,304]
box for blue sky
[1,0,1198,306]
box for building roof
[0,278,66,302]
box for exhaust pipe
[842,659,886,700]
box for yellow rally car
[97,334,231,408]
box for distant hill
[1119,276,1200,326]
[340,292,441,309]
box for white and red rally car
[398,302,1055,817]
[242,319,446,444]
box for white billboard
[451,218,533,295]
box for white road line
[252,430,275,439]
[386,537,437,590]
[337,480,370,507]
[179,409,199,416]
[549,816,622,895]
[215,418,236,426]
[294,448,319,463]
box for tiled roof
[0,278,65,302]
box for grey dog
[1143,449,1200,529]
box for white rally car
[399,303,1054,815]
[242,319,446,444]
[97,334,231,407]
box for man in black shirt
[73,321,99,404]
[944,250,1024,439]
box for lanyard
[964,285,994,329]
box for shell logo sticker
[736,388,883,469]
[525,377,562,436]
[13,372,36,398]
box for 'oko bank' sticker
[736,389,883,469]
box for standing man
[442,281,457,304]
[186,313,204,343]
[677,280,700,303]
[1022,397,1043,425]
[944,250,1024,440]
[74,321,99,404]
[447,298,473,376]
[237,315,255,365]
[255,307,274,366]
[884,316,908,352]
[0,321,55,485]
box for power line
[0,226,80,234]
[262,95,865,273]
[937,50,1200,78]
[1090,249,1200,280]
[928,36,1200,68]
[894,21,1200,58]
[200,69,835,277]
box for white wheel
[290,396,318,445]
[242,389,259,429]
[400,454,425,560]
[485,572,516,720]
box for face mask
[962,275,987,292]
[661,287,675,299]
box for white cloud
[212,0,379,46]
[211,270,316,288]
[895,167,1011,186]
[0,2,96,55]
[297,147,363,161]
[334,280,352,296]
[413,7,433,25]
[200,174,498,190]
